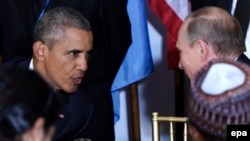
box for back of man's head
[185,6,245,57]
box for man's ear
[194,39,209,62]
[33,41,46,61]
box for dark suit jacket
[237,53,250,65]
[0,1,131,141]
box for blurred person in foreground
[0,68,62,141]
[187,58,250,141]
[0,7,94,140]
[176,6,250,80]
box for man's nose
[76,55,88,71]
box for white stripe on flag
[166,0,191,21]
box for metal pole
[129,83,141,141]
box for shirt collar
[29,58,34,70]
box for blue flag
[111,0,154,123]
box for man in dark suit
[1,7,95,141]
[176,6,250,140]
[0,0,131,141]
[176,4,250,140]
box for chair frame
[152,112,188,141]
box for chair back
[152,112,188,141]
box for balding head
[176,6,246,80]
[185,6,245,57]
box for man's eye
[70,51,79,56]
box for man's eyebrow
[66,50,83,53]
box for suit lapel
[237,54,250,66]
